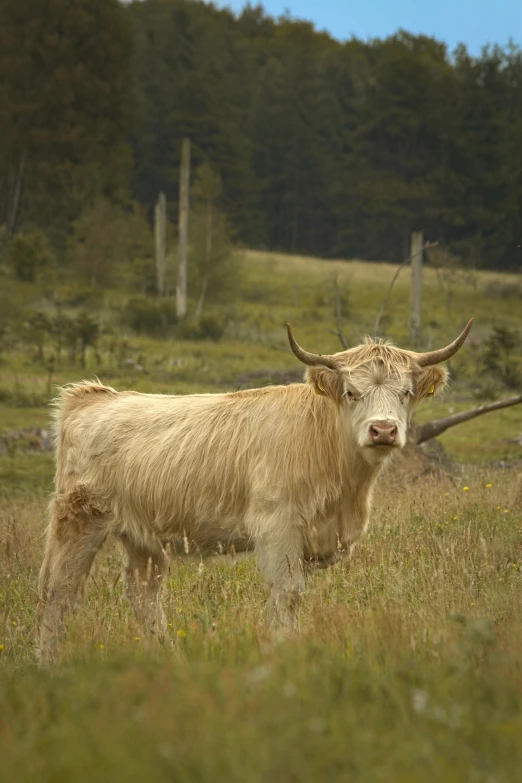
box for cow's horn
[286,324,339,369]
[414,319,474,367]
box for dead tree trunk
[7,150,26,239]
[415,395,522,445]
[176,139,191,320]
[0,151,26,255]
[329,275,348,349]
[155,192,166,296]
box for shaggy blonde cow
[39,321,473,662]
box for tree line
[1,0,521,271]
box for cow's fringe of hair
[333,339,415,373]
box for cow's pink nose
[369,421,397,445]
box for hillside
[0,251,521,489]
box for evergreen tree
[0,0,133,248]
[190,162,237,316]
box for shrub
[21,311,53,362]
[71,201,153,290]
[129,256,157,296]
[177,314,227,342]
[123,297,178,336]
[59,283,104,308]
[482,326,522,390]
[189,163,241,312]
[7,231,54,282]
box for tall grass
[1,469,521,781]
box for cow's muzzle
[368,420,398,446]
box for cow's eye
[400,389,412,403]
[344,390,357,401]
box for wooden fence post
[409,230,423,348]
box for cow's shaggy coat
[38,325,472,662]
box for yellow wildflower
[463,486,469,491]
[135,636,140,641]
[0,644,4,652]
[485,483,492,488]
[177,629,187,638]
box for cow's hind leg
[39,489,109,665]
[119,535,168,642]
[251,508,306,629]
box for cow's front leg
[252,511,305,629]
[302,507,369,575]
[302,518,345,571]
[335,489,371,560]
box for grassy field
[1,251,521,781]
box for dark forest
[1,0,521,269]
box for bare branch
[332,275,348,349]
[373,241,438,339]
[416,394,522,445]
[329,329,348,349]
[0,150,26,256]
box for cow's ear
[306,367,343,403]
[412,366,448,405]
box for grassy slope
[1,251,521,781]
[2,250,521,467]
[239,252,522,464]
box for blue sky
[214,0,521,55]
